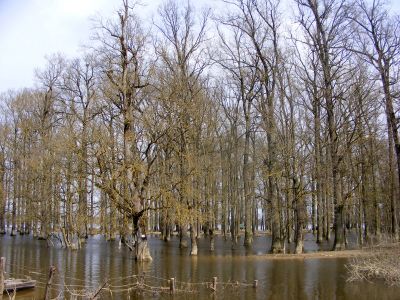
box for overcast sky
[0,0,399,93]
[0,0,163,92]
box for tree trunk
[209,228,215,251]
[388,130,398,240]
[361,156,368,244]
[0,155,5,234]
[11,159,18,236]
[311,180,316,236]
[267,95,281,253]
[243,97,253,247]
[270,178,283,253]
[313,94,324,243]
[133,216,152,262]
[221,142,228,239]
[371,155,380,239]
[333,169,345,250]
[179,224,188,248]
[294,176,304,254]
[230,129,239,247]
[190,224,198,255]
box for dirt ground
[263,243,400,260]
[262,249,371,260]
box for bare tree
[92,0,160,261]
[154,0,210,255]
[214,19,259,246]
[223,0,284,252]
[348,0,400,240]
[295,0,356,250]
[59,55,98,242]
[0,122,8,235]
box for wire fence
[2,261,258,299]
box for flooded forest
[1,0,400,298]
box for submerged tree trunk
[179,224,188,248]
[135,237,152,262]
[333,171,345,250]
[230,130,239,248]
[270,178,283,253]
[313,91,324,244]
[0,204,5,234]
[294,176,304,254]
[0,153,5,234]
[133,215,152,262]
[221,144,228,240]
[190,224,198,255]
[11,157,18,236]
[243,96,253,247]
[209,228,215,251]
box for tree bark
[190,224,198,255]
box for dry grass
[346,244,400,286]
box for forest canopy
[0,0,399,260]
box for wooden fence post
[253,280,258,288]
[0,257,5,300]
[212,277,217,291]
[44,266,56,300]
[169,278,175,293]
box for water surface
[0,234,398,299]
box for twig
[90,279,109,299]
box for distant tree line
[0,0,399,260]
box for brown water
[0,233,399,299]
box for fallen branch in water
[123,241,134,251]
[90,279,108,299]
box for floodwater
[0,233,399,299]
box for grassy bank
[346,243,400,286]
